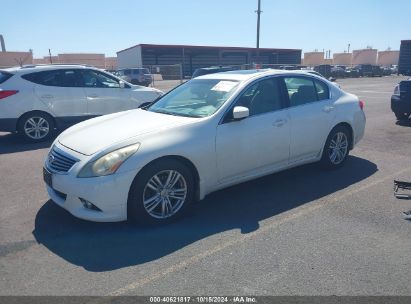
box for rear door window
[0,71,13,84]
[22,69,81,87]
[283,76,318,107]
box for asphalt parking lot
[0,76,410,296]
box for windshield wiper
[149,109,202,118]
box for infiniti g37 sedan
[43,69,366,224]
[0,65,163,141]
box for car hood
[58,109,195,156]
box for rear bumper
[0,118,17,132]
[391,95,411,114]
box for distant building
[352,49,378,65]
[117,44,302,77]
[32,53,116,69]
[302,52,324,66]
[377,50,400,66]
[105,57,117,70]
[0,51,33,68]
[333,53,352,66]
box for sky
[1,0,411,58]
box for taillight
[393,85,400,96]
[0,90,18,100]
[359,100,364,110]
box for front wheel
[128,159,195,225]
[18,112,55,142]
[320,126,350,169]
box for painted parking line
[107,166,411,296]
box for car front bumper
[44,143,139,222]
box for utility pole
[49,49,52,64]
[255,0,262,64]
[348,43,350,53]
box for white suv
[0,65,163,142]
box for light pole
[255,0,262,64]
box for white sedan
[43,69,366,223]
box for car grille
[47,146,78,173]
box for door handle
[41,94,53,99]
[272,119,286,127]
[323,106,334,113]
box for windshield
[148,79,239,117]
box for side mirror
[232,106,249,120]
[119,81,126,88]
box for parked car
[371,65,383,77]
[356,64,373,77]
[345,67,360,78]
[117,68,153,86]
[192,66,239,78]
[0,65,163,141]
[43,69,366,224]
[298,69,324,78]
[391,78,411,120]
[331,66,346,78]
[382,66,393,76]
[314,65,332,79]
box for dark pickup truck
[391,78,411,120]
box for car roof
[196,66,235,71]
[118,68,148,70]
[195,69,327,81]
[2,64,97,74]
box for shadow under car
[33,156,378,272]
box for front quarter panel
[116,119,218,199]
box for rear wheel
[128,159,195,225]
[321,126,350,169]
[17,112,55,142]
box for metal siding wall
[117,46,142,69]
[137,46,301,75]
[399,41,411,74]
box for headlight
[78,143,140,178]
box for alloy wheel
[328,131,348,165]
[24,117,50,140]
[142,170,187,219]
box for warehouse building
[117,44,302,77]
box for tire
[395,112,409,121]
[17,112,55,142]
[127,159,195,225]
[320,126,351,169]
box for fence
[143,64,184,92]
